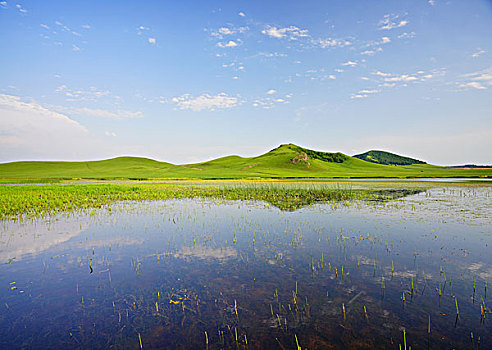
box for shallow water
[0,186,491,349]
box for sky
[0,0,491,165]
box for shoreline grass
[0,182,422,220]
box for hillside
[354,150,426,165]
[0,143,490,181]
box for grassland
[0,144,490,182]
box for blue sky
[0,0,491,165]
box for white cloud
[351,89,379,99]
[0,94,91,159]
[55,85,111,102]
[379,14,408,30]
[266,89,276,95]
[351,94,367,99]
[238,12,245,17]
[218,27,234,35]
[458,68,492,90]
[315,38,351,48]
[81,24,91,29]
[381,36,391,44]
[341,61,358,67]
[398,32,416,39]
[471,49,486,58]
[374,71,391,77]
[0,1,7,9]
[429,0,435,5]
[57,106,143,120]
[72,44,80,51]
[384,74,418,82]
[15,3,27,13]
[217,40,238,48]
[460,82,487,90]
[372,69,441,87]
[257,52,287,58]
[148,37,156,44]
[261,25,309,40]
[172,93,239,112]
[105,131,117,137]
[40,24,50,29]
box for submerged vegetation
[0,182,491,348]
[0,182,422,220]
[0,185,491,349]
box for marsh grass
[0,182,422,220]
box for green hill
[0,143,490,181]
[354,150,426,165]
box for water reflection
[0,187,491,349]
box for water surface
[1,186,491,349]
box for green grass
[0,182,423,220]
[0,144,490,182]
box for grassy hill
[0,143,490,181]
[354,150,426,165]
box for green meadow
[0,144,490,182]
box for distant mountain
[451,164,492,169]
[0,144,490,181]
[353,150,426,166]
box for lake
[1,185,491,349]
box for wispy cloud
[372,69,441,88]
[209,25,248,39]
[458,67,492,90]
[172,93,240,111]
[471,49,486,58]
[398,32,416,39]
[136,25,157,44]
[257,52,287,58]
[57,106,143,120]
[15,3,27,13]
[378,14,408,30]
[0,94,85,130]
[238,12,245,17]
[0,94,89,158]
[54,21,82,37]
[351,89,379,99]
[252,94,291,109]
[361,48,382,56]
[0,1,7,9]
[55,85,113,102]
[314,38,351,48]
[261,25,309,40]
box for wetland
[0,182,491,349]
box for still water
[1,186,491,349]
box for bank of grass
[0,183,422,220]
